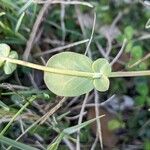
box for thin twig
[100,95,116,107]
[40,97,67,124]
[66,112,87,120]
[23,0,52,60]
[105,36,112,58]
[105,13,122,58]
[90,132,99,150]
[63,138,75,150]
[70,104,104,112]
[27,73,39,89]
[128,52,150,68]
[75,7,92,58]
[134,34,150,42]
[75,7,86,37]
[0,83,29,90]
[96,41,107,58]
[61,3,66,42]
[94,90,103,150]
[84,12,96,55]
[67,96,80,107]
[70,95,116,112]
[110,39,127,66]
[34,39,89,57]
[110,12,122,29]
[76,93,89,150]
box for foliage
[44,52,111,96]
[0,0,150,150]
[0,43,18,74]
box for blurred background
[0,0,150,149]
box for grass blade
[0,101,9,111]
[0,136,38,150]
[15,12,25,32]
[63,115,104,135]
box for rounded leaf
[44,52,94,97]
[124,26,134,40]
[0,43,10,67]
[4,51,18,75]
[92,58,111,76]
[108,119,124,131]
[93,75,110,92]
[131,46,143,59]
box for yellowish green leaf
[0,43,10,67]
[4,51,18,74]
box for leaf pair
[44,52,111,97]
[0,43,18,74]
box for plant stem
[109,71,150,77]
[1,56,150,78]
[0,56,100,78]
[0,96,36,136]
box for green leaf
[92,58,111,76]
[3,51,18,74]
[44,52,94,97]
[135,96,146,106]
[108,119,124,131]
[125,42,133,52]
[136,83,149,97]
[44,52,111,96]
[93,75,110,92]
[145,18,150,29]
[131,46,143,59]
[0,136,38,150]
[15,12,25,32]
[124,26,134,40]
[89,58,111,92]
[0,43,10,67]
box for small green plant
[1,43,150,97]
[135,83,150,106]
[108,119,125,131]
[0,43,18,74]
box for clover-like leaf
[92,58,111,76]
[92,58,111,92]
[0,43,10,67]
[3,51,18,75]
[93,75,110,92]
[44,52,94,97]
[44,52,111,96]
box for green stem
[0,96,36,136]
[0,56,101,79]
[1,56,150,78]
[110,71,150,77]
